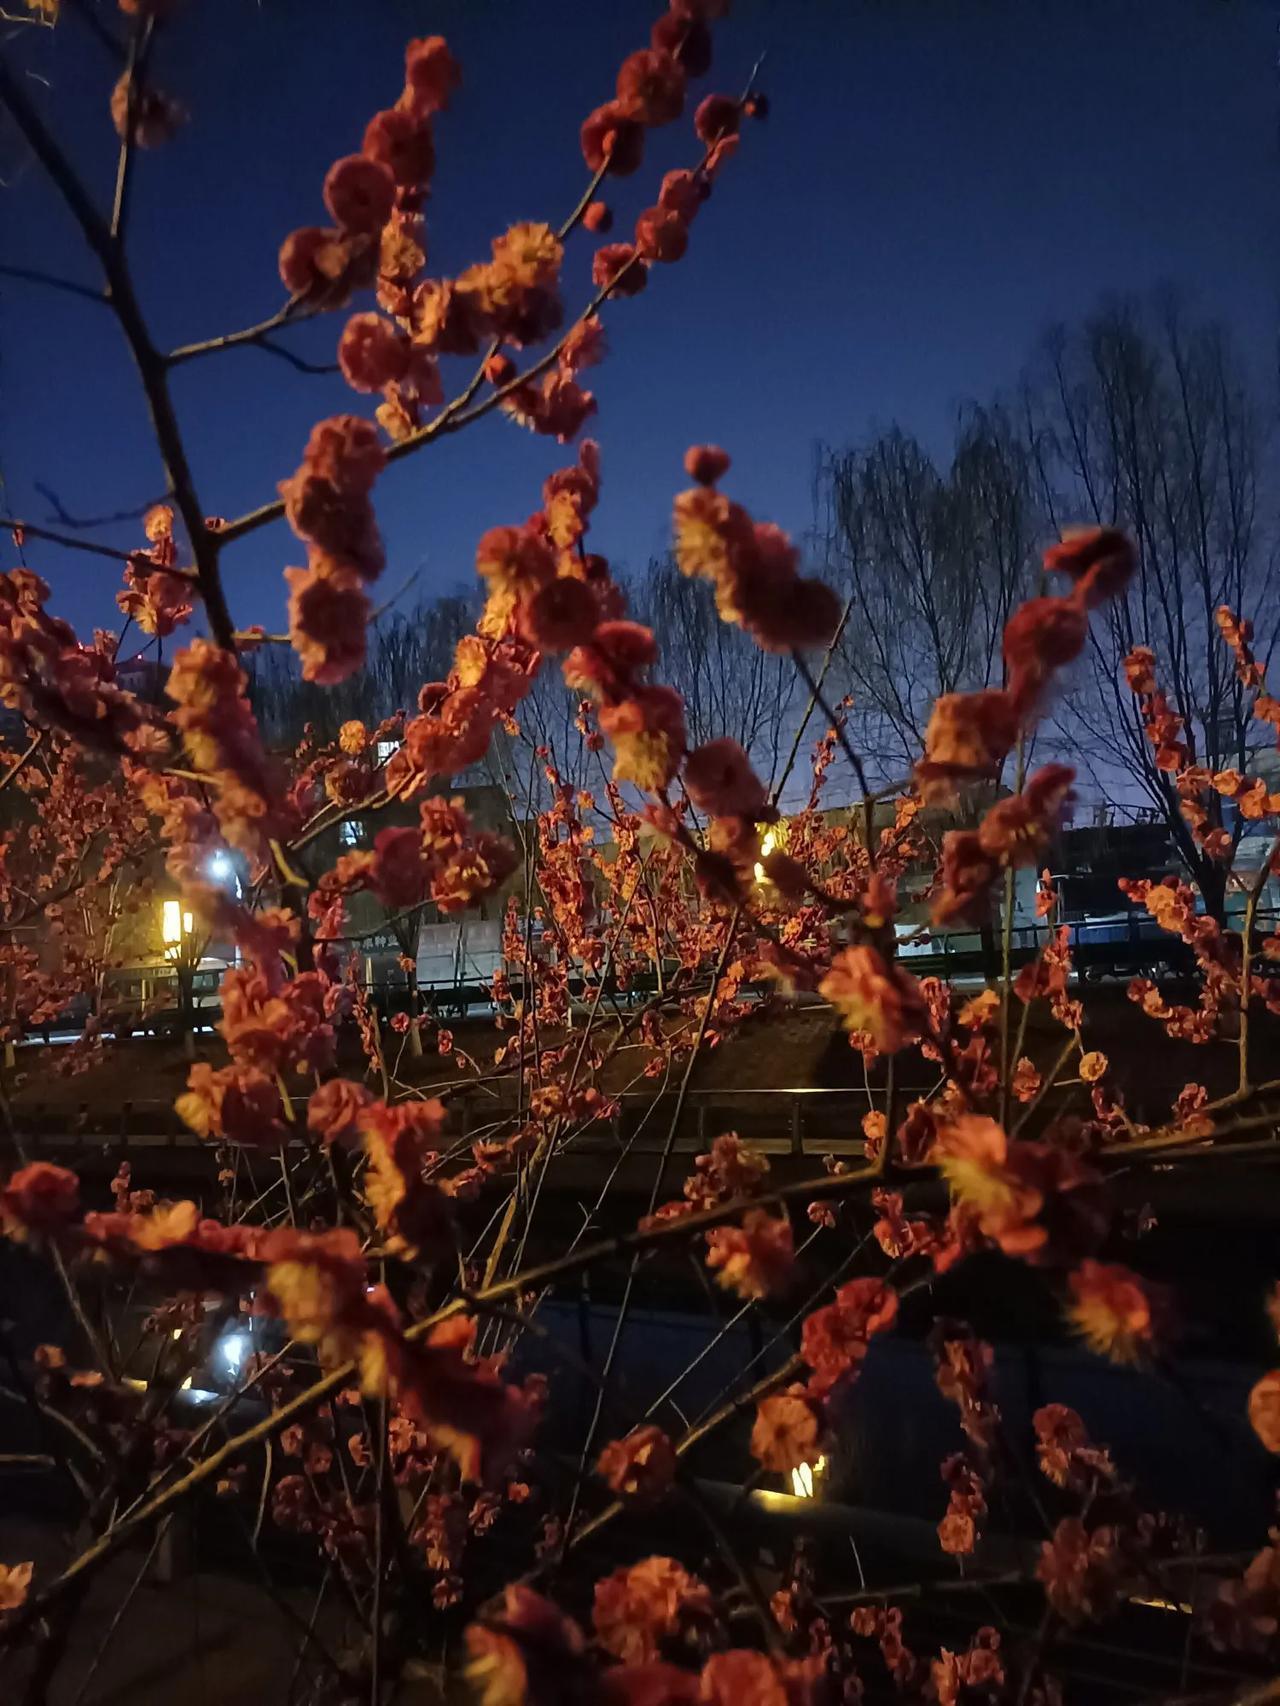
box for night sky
[0,0,1274,642]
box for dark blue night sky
[1,0,1275,640]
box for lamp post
[161,900,198,1058]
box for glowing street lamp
[754,825,778,886]
[161,900,194,958]
[789,1455,826,1499]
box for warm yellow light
[789,1455,826,1499]
[754,826,778,886]
[162,900,183,945]
[183,911,193,936]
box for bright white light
[171,1327,183,1341]
[217,1331,250,1376]
[789,1455,826,1499]
[208,851,233,879]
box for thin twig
[793,649,877,865]
[0,264,105,304]
[0,519,135,563]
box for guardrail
[11,1084,893,1160]
[29,905,1249,1042]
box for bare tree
[1024,296,1274,917]
[821,404,1040,781]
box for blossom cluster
[673,447,841,653]
[166,637,285,863]
[116,505,194,639]
[0,568,156,753]
[313,792,518,925]
[750,1277,898,1475]
[279,35,457,312]
[0,1157,537,1482]
[915,528,1136,924]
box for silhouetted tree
[1024,296,1275,917]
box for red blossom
[662,170,707,222]
[653,12,713,78]
[286,560,371,686]
[520,577,601,651]
[176,1063,286,1147]
[683,443,730,486]
[694,93,740,144]
[598,685,687,790]
[682,738,768,818]
[616,48,686,126]
[596,1424,676,1503]
[307,1078,374,1148]
[634,205,689,264]
[705,1208,794,1300]
[280,470,384,578]
[1066,1260,1163,1363]
[801,1276,898,1399]
[362,106,436,187]
[1043,526,1135,608]
[1003,596,1089,708]
[580,102,646,176]
[750,1386,822,1472]
[366,825,430,908]
[819,945,926,1054]
[110,74,184,146]
[465,1585,584,1706]
[593,1557,712,1663]
[935,1116,1104,1264]
[278,225,377,303]
[976,763,1076,869]
[402,35,461,117]
[699,1653,787,1706]
[1033,1403,1115,1491]
[412,278,486,354]
[337,312,409,392]
[1038,1518,1124,1623]
[938,1452,987,1556]
[1248,1370,1280,1453]
[932,829,1001,927]
[167,639,282,854]
[1,1162,79,1238]
[323,154,396,234]
[592,242,648,296]
[684,1131,770,1207]
[0,1561,33,1612]
[916,688,1019,801]
[300,415,385,495]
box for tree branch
[0,59,237,650]
[1,519,136,563]
[0,264,105,305]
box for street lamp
[161,900,194,958]
[754,825,778,886]
[789,1454,826,1498]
